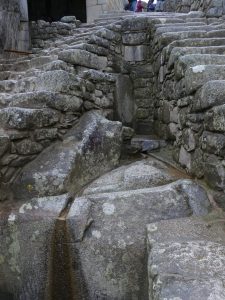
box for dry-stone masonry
[1,2,225,300]
[162,0,225,17]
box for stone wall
[0,0,30,55]
[2,11,225,193]
[79,13,225,192]
[31,18,80,49]
[162,0,225,17]
[86,0,125,22]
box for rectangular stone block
[124,45,149,62]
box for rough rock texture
[0,193,69,300]
[66,160,211,299]
[1,6,225,300]
[10,111,122,201]
[162,0,225,17]
[147,213,225,299]
[0,111,122,299]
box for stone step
[167,46,225,69]
[193,80,225,111]
[155,24,223,35]
[130,135,167,153]
[184,64,225,94]
[4,91,83,112]
[0,55,57,73]
[0,80,16,93]
[58,49,108,70]
[0,106,60,130]
[69,43,109,56]
[155,22,207,28]
[158,30,225,49]
[175,54,225,79]
[186,17,207,23]
[0,68,80,94]
[166,38,225,57]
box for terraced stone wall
[146,13,225,192]
[31,19,80,49]
[91,13,225,192]
[2,12,225,194]
[162,0,225,17]
[0,41,117,188]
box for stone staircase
[1,10,225,300]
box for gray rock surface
[82,159,176,195]
[59,49,108,70]
[147,214,225,300]
[66,160,210,299]
[11,111,122,200]
[0,193,68,300]
[1,7,225,300]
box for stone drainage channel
[48,155,190,300]
[44,154,218,299]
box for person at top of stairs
[129,0,137,11]
[136,0,144,12]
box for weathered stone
[0,194,68,299]
[183,128,196,152]
[0,133,10,157]
[175,54,225,79]
[122,32,147,45]
[204,160,225,190]
[11,112,122,200]
[34,128,58,141]
[201,131,225,156]
[15,139,43,155]
[59,49,108,70]
[60,16,76,23]
[115,75,134,125]
[136,108,149,119]
[35,70,78,93]
[124,45,149,62]
[83,159,176,195]
[131,136,166,153]
[48,94,83,112]
[67,178,210,299]
[185,65,225,94]
[205,105,225,132]
[122,126,134,141]
[95,28,121,42]
[194,80,225,111]
[179,145,191,169]
[147,214,225,300]
[0,107,60,129]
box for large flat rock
[66,179,210,299]
[82,159,177,195]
